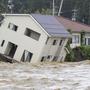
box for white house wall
[58,38,68,62]
[0,15,48,63]
[41,37,68,62]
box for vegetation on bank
[66,46,90,62]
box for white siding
[41,37,68,62]
[0,15,48,63]
[0,15,69,63]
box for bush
[65,40,75,62]
[66,46,90,62]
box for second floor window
[24,28,41,41]
[8,23,18,31]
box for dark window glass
[1,40,5,47]
[25,28,41,41]
[59,40,63,46]
[45,37,49,44]
[52,56,58,61]
[8,23,18,31]
[41,57,45,62]
[47,55,52,59]
[21,50,33,62]
[53,40,57,45]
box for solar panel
[31,14,70,37]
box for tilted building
[0,14,70,63]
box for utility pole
[58,0,64,16]
[53,0,55,16]
[8,0,14,13]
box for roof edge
[57,16,90,28]
[30,14,51,37]
[2,13,51,37]
[2,13,30,16]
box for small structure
[0,14,70,63]
[57,16,90,48]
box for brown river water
[0,60,90,90]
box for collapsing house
[0,14,71,63]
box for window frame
[1,40,5,47]
[52,40,58,45]
[72,34,80,44]
[8,23,18,31]
[24,28,41,41]
[59,39,63,46]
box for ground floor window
[85,38,90,45]
[41,57,45,62]
[72,35,80,44]
[52,56,58,61]
[41,56,51,62]
[5,42,18,58]
[21,50,33,62]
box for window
[88,38,90,45]
[47,55,52,59]
[21,50,33,62]
[1,40,5,47]
[45,37,49,44]
[8,23,18,31]
[85,38,90,45]
[25,28,41,41]
[5,42,18,58]
[59,40,63,46]
[52,40,58,45]
[52,56,58,61]
[72,35,79,44]
[41,57,45,62]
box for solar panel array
[31,14,70,37]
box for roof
[56,16,90,33]
[31,14,71,37]
[2,14,71,37]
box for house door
[5,42,17,58]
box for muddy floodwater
[0,61,90,90]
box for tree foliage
[0,0,90,25]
